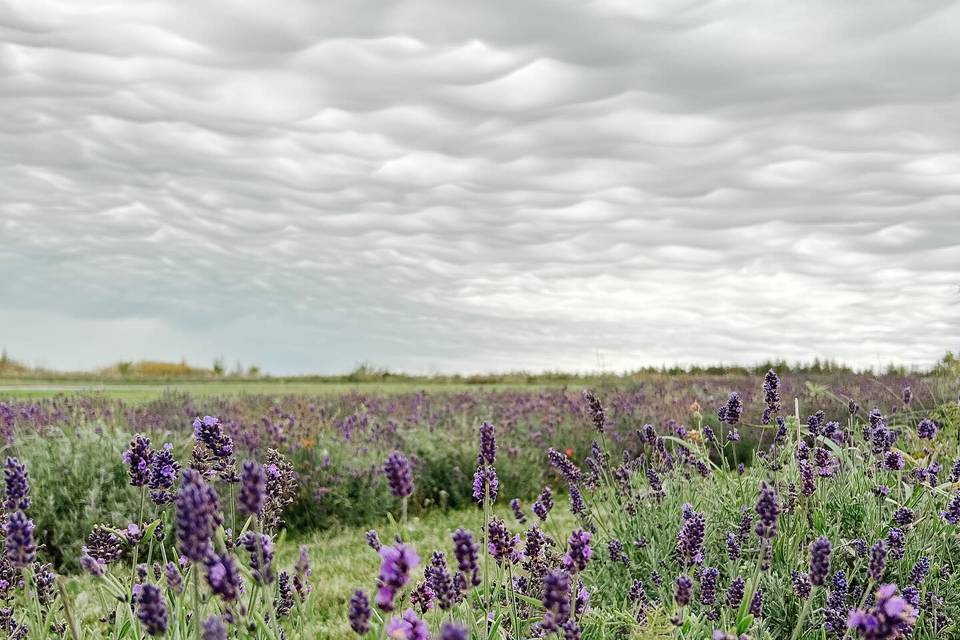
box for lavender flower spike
[3,510,35,567]
[3,457,30,511]
[238,460,266,517]
[383,451,414,499]
[175,469,223,563]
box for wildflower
[943,491,960,524]
[80,547,105,577]
[376,543,420,611]
[3,457,30,511]
[674,575,693,606]
[717,392,743,425]
[847,584,915,639]
[148,450,179,506]
[440,622,468,640]
[532,487,553,521]
[239,531,275,585]
[386,609,429,640]
[726,532,741,562]
[761,369,781,424]
[123,435,153,487]
[563,530,592,573]
[164,562,183,594]
[749,588,764,616]
[908,557,929,585]
[452,529,479,587]
[510,498,527,524]
[472,465,499,504]
[886,528,905,560]
[583,390,606,434]
[238,461,266,518]
[202,617,227,640]
[175,469,222,563]
[348,590,371,634]
[755,482,781,539]
[487,518,517,566]
[791,571,811,599]
[542,569,572,631]
[918,418,937,440]
[478,421,496,465]
[548,448,582,483]
[902,387,913,405]
[676,508,705,567]
[383,452,414,499]
[205,552,242,602]
[869,541,887,582]
[3,511,35,567]
[699,567,719,605]
[134,584,168,636]
[884,450,904,471]
[425,552,457,610]
[810,537,832,586]
[568,482,586,517]
[276,571,294,618]
[727,576,745,609]
[892,508,914,526]
[366,530,382,551]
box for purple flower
[563,530,592,573]
[717,391,743,426]
[676,508,705,567]
[726,532,741,562]
[917,418,937,440]
[440,622,468,640]
[147,444,180,505]
[376,543,420,611]
[3,510,35,567]
[884,451,904,471]
[366,529,382,551]
[80,546,105,577]
[164,562,183,594]
[761,369,781,424]
[847,584,916,639]
[749,588,764,616]
[699,567,719,605]
[123,435,153,487]
[510,498,527,524]
[478,421,496,465]
[452,529,479,587]
[385,609,429,640]
[886,528,905,560]
[869,541,887,582]
[942,491,960,525]
[908,557,929,585]
[348,590,371,634]
[205,552,242,602]
[383,451,414,499]
[134,584,168,636]
[487,517,517,566]
[582,390,606,434]
[902,386,913,405]
[410,580,433,614]
[541,570,572,631]
[727,576,745,609]
[425,552,458,610]
[201,617,227,640]
[892,508,913,526]
[674,575,693,606]
[791,570,811,599]
[3,457,30,511]
[238,461,266,518]
[472,465,499,504]
[547,448,582,483]
[810,537,832,586]
[175,469,222,563]
[533,486,553,521]
[240,531,275,585]
[568,482,586,517]
[755,482,781,539]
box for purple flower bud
[205,552,242,602]
[383,451,414,499]
[533,486,554,521]
[3,510,35,567]
[472,466,499,504]
[918,418,937,440]
[717,391,743,426]
[755,482,781,539]
[376,543,419,611]
[487,517,517,566]
[810,537,832,586]
[727,576,745,609]
[147,445,180,505]
[164,562,183,594]
[3,457,30,511]
[674,575,693,606]
[942,491,960,525]
[201,617,227,640]
[123,435,153,487]
[547,448,582,483]
[386,609,428,640]
[348,590,371,634]
[239,531,275,585]
[478,421,496,465]
[847,584,916,639]
[563,530,592,573]
[762,370,781,424]
[175,469,222,563]
[542,570,572,631]
[452,529,479,587]
[440,622,468,640]
[510,498,527,524]
[749,587,764,616]
[238,461,266,518]
[366,529,382,551]
[868,541,887,582]
[582,390,606,434]
[134,584,168,636]
[699,567,719,605]
[791,570,811,599]
[80,547,105,577]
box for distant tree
[212,358,225,376]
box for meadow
[0,370,958,639]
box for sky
[1,0,959,375]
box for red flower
[565,447,574,458]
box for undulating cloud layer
[1,0,959,373]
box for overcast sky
[2,0,959,374]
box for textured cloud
[1,0,959,373]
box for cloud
[0,0,958,374]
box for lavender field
[1,371,959,639]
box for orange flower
[689,401,701,414]
[687,429,702,443]
[300,437,315,449]
[565,447,574,458]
